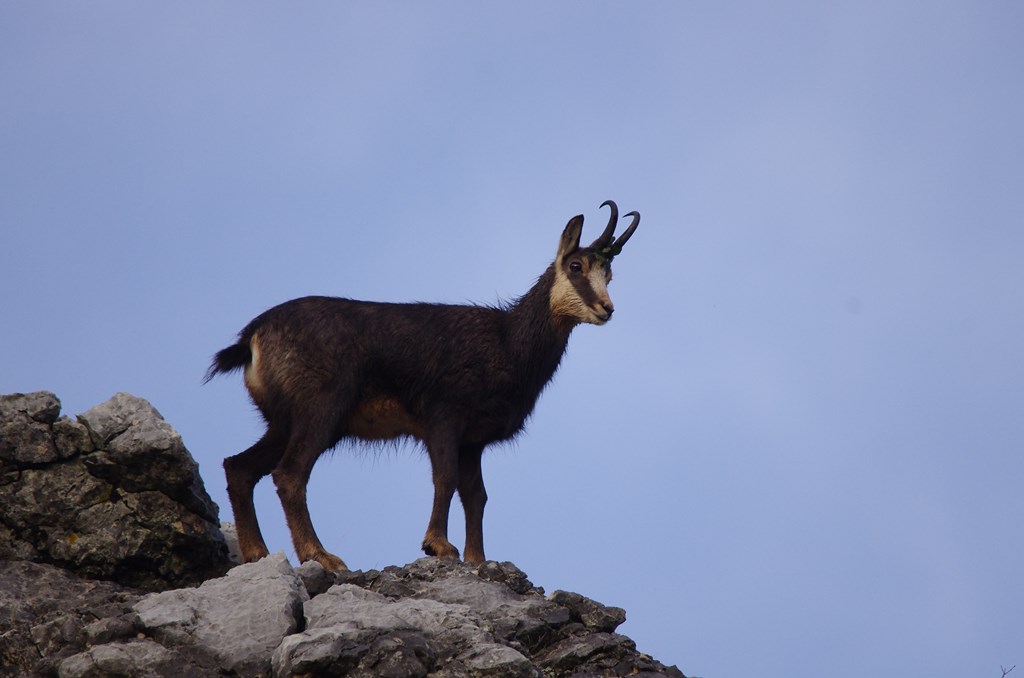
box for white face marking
[549,258,613,326]
[587,265,612,321]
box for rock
[77,393,220,520]
[296,558,337,597]
[134,552,307,675]
[53,416,94,458]
[58,637,228,678]
[457,643,538,677]
[219,520,243,564]
[0,391,232,591]
[2,553,685,678]
[0,391,62,425]
[272,557,684,677]
[58,639,178,678]
[0,559,141,676]
[539,632,637,673]
[547,589,627,633]
[0,391,686,677]
[0,391,62,464]
[75,391,163,446]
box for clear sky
[2,3,1022,676]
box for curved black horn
[590,200,619,249]
[607,211,639,257]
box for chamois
[205,200,639,571]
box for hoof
[306,551,349,573]
[241,546,271,564]
[422,538,460,561]
[463,550,486,565]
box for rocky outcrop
[0,392,232,590]
[2,554,684,677]
[134,553,307,675]
[0,392,685,677]
[269,556,667,677]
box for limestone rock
[547,588,628,633]
[0,559,140,676]
[2,554,685,678]
[0,391,685,677]
[271,557,684,678]
[0,391,62,464]
[134,552,307,675]
[0,391,232,590]
[58,639,185,678]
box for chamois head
[550,200,640,327]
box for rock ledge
[0,392,685,677]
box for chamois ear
[557,215,584,261]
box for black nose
[602,303,614,318]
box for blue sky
[2,3,1022,676]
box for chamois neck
[507,265,575,369]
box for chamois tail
[203,341,251,383]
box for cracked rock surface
[0,391,232,590]
[2,555,686,677]
[271,557,684,677]
[0,392,685,677]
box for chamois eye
[569,261,583,274]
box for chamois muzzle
[591,200,640,260]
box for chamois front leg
[422,433,461,560]
[272,428,349,572]
[458,444,487,565]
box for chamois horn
[607,211,640,257]
[590,200,620,250]
[591,201,639,259]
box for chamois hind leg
[272,424,348,572]
[421,432,461,560]
[458,444,488,565]
[224,425,288,564]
